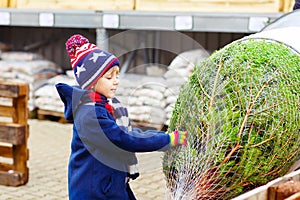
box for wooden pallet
[0,81,29,186]
[233,169,300,200]
[36,109,68,123]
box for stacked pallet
[0,81,29,186]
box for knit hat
[65,34,120,90]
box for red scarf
[88,91,114,118]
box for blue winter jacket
[56,83,171,200]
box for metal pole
[96,28,109,51]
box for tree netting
[163,39,300,200]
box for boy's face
[94,66,120,98]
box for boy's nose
[114,78,119,85]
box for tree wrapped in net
[163,38,300,200]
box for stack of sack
[34,71,77,113]
[0,51,62,111]
[115,73,167,127]
[163,49,209,125]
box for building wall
[0,27,247,72]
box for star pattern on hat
[89,52,107,63]
[76,64,86,78]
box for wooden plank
[0,162,13,171]
[37,109,64,118]
[37,109,68,123]
[0,81,29,187]
[233,170,300,200]
[0,81,28,98]
[0,0,8,7]
[286,192,300,200]
[8,0,18,7]
[12,97,28,124]
[0,146,13,158]
[282,0,295,12]
[0,123,26,145]
[16,83,29,97]
[0,82,19,98]
[0,105,14,118]
[12,94,29,182]
[16,0,135,10]
[12,145,29,184]
[135,0,285,12]
[269,181,300,200]
[0,170,27,186]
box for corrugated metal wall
[0,27,247,72]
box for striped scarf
[89,91,139,180]
[111,97,139,180]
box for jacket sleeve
[75,105,171,153]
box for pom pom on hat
[66,34,89,57]
[65,34,120,90]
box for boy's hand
[168,130,188,147]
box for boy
[56,34,188,200]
